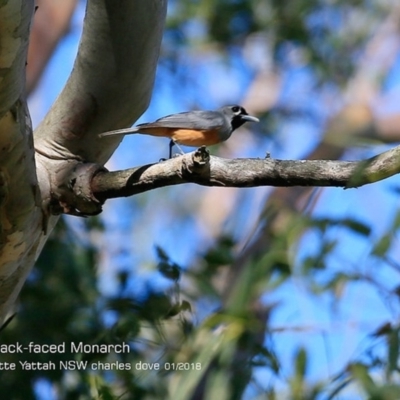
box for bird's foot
[193,146,210,165]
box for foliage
[167,0,390,85]
[2,212,400,399]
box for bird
[99,105,259,158]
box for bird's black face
[223,105,259,131]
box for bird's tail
[98,127,139,138]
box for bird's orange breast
[171,129,221,146]
[139,127,222,147]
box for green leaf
[348,362,375,394]
[342,218,371,236]
[372,234,392,257]
[157,260,181,282]
[155,245,170,262]
[295,347,307,379]
[387,328,399,379]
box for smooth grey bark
[0,0,41,325]
[0,0,167,323]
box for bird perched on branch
[99,105,259,158]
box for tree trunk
[0,0,167,323]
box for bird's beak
[241,115,259,123]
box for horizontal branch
[91,145,400,202]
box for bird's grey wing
[99,110,226,138]
[140,110,226,130]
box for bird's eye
[232,106,240,113]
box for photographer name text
[0,343,202,372]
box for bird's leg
[168,140,174,159]
[169,139,184,158]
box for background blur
[2,0,400,399]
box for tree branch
[34,0,167,164]
[90,145,400,202]
[33,0,167,216]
